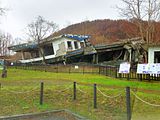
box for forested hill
[52,19,160,45]
[53,19,140,45]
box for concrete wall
[148,47,160,63]
[52,37,83,56]
[52,38,66,57]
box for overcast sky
[0,0,122,41]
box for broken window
[67,41,72,50]
[43,43,54,56]
[31,50,39,58]
[74,41,78,49]
[154,51,160,63]
[80,42,84,48]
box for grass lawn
[1,68,160,120]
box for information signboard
[137,63,160,74]
[156,64,160,74]
[149,63,157,74]
[75,66,79,69]
[118,62,130,73]
[137,64,149,74]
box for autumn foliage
[53,19,160,45]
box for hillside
[53,19,140,45]
[53,19,160,45]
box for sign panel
[137,64,149,74]
[119,62,130,73]
[137,63,160,74]
[149,63,157,74]
[75,65,79,69]
[156,64,160,74]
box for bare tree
[0,1,6,16]
[0,32,12,56]
[26,16,58,64]
[0,7,5,16]
[27,16,58,42]
[118,0,160,44]
[0,0,11,57]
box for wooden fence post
[40,82,44,105]
[115,67,117,78]
[44,65,47,72]
[83,66,84,74]
[93,84,97,109]
[109,66,111,76]
[127,74,130,80]
[99,66,101,74]
[126,87,131,120]
[140,74,142,81]
[105,66,107,76]
[69,65,71,74]
[73,82,76,100]
[56,64,58,73]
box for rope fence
[97,87,123,98]
[131,90,160,107]
[76,85,87,94]
[1,86,39,94]
[53,84,73,93]
[1,82,160,120]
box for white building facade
[148,46,160,63]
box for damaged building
[66,37,147,66]
[8,34,147,66]
[8,34,90,64]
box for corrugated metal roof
[8,42,38,52]
[63,34,90,41]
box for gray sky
[0,0,122,41]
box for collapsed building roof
[66,37,145,60]
[60,37,145,58]
[98,37,144,45]
[94,37,145,52]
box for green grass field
[1,68,160,120]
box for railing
[7,63,160,81]
[8,64,100,74]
